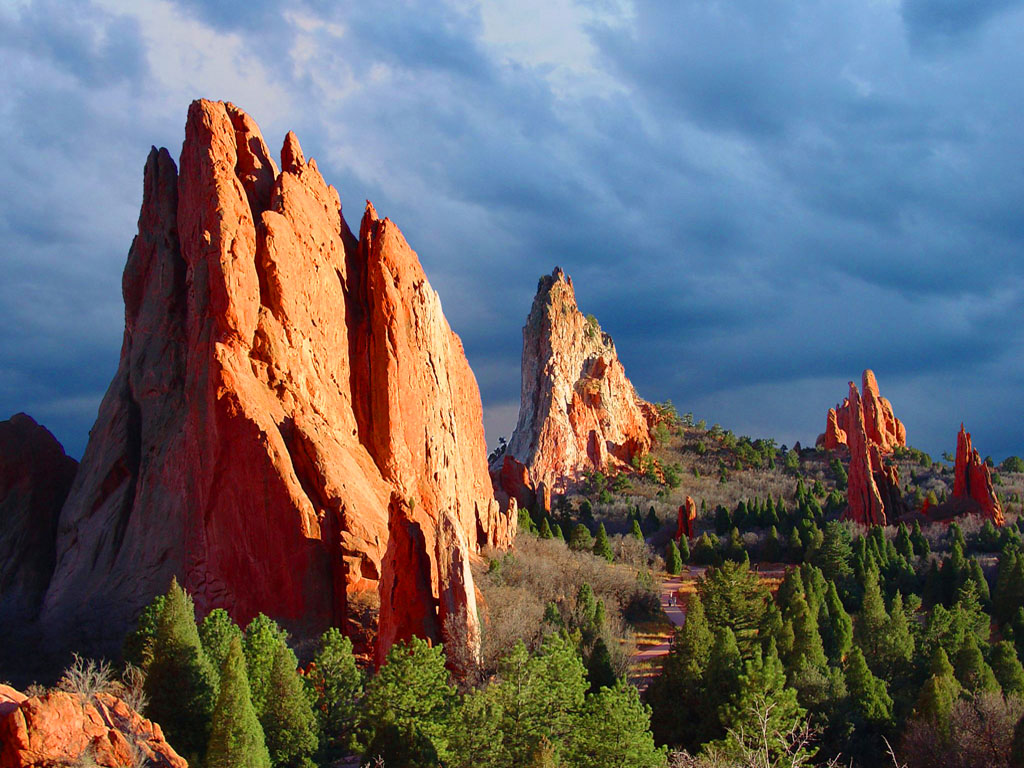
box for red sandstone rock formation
[39,100,514,663]
[492,268,654,506]
[0,415,77,624]
[676,496,697,541]
[0,685,186,768]
[842,381,904,526]
[817,370,905,453]
[953,424,1004,525]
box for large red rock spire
[40,100,514,661]
[842,381,903,526]
[817,369,906,453]
[492,267,654,507]
[953,424,1004,525]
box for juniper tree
[665,540,682,575]
[845,646,893,728]
[144,579,217,761]
[206,636,271,768]
[954,634,1000,694]
[243,614,290,719]
[631,518,645,541]
[822,581,853,662]
[569,523,593,552]
[990,640,1024,696]
[123,593,166,671]
[593,523,613,562]
[261,643,318,768]
[305,628,362,759]
[199,608,242,680]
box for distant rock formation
[676,496,697,541]
[0,414,77,624]
[817,369,906,453]
[36,100,514,663]
[952,424,1004,525]
[842,381,905,526]
[0,684,186,768]
[492,267,655,508]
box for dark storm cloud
[2,0,1024,461]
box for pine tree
[845,647,893,728]
[699,560,768,653]
[145,579,217,762]
[967,556,991,607]
[855,566,888,665]
[199,608,242,680]
[243,614,289,719]
[880,592,915,682]
[914,648,960,737]
[990,640,1024,696]
[995,550,1024,625]
[593,523,613,562]
[305,628,362,759]
[787,527,803,562]
[716,640,809,765]
[788,593,828,673]
[361,637,456,761]
[665,540,682,575]
[261,643,318,768]
[910,521,930,558]
[569,523,593,552]
[706,627,742,737]
[954,634,1000,694]
[206,637,271,768]
[822,581,853,662]
[895,524,914,562]
[566,681,665,768]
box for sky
[2,0,1024,462]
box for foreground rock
[842,381,905,527]
[492,268,655,508]
[38,100,514,663]
[0,415,77,624]
[0,685,186,768]
[952,424,1004,525]
[817,369,906,453]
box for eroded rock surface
[40,100,513,662]
[842,381,904,526]
[953,424,1004,525]
[676,496,697,541]
[493,268,654,506]
[0,687,186,768]
[0,415,77,625]
[817,369,905,453]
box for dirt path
[628,572,695,690]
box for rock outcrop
[817,369,905,453]
[0,685,186,768]
[39,100,514,663]
[0,415,77,625]
[492,268,654,506]
[676,496,697,541]
[842,381,904,526]
[952,424,1004,525]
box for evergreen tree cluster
[125,578,666,767]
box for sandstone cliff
[842,381,904,526]
[952,424,1004,525]
[492,268,654,507]
[39,100,514,662]
[676,496,697,541]
[0,414,77,625]
[817,369,906,453]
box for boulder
[0,688,186,768]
